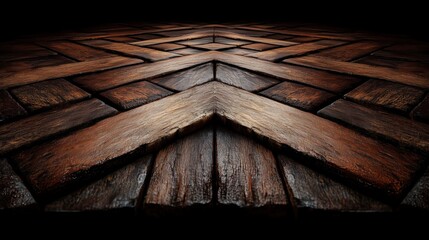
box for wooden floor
[0,22,428,221]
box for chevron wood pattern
[1,22,428,221]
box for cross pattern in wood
[1,23,428,218]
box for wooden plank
[72,26,192,40]
[284,56,429,89]
[0,56,142,89]
[172,48,204,56]
[216,63,278,91]
[151,62,213,91]
[355,55,429,78]
[0,90,26,123]
[318,99,429,153]
[144,127,213,209]
[216,127,287,208]
[215,52,362,93]
[401,166,429,210]
[260,81,336,111]
[0,55,73,75]
[313,41,385,61]
[195,43,233,51]
[132,33,163,41]
[148,43,186,51]
[11,79,90,112]
[372,44,429,62]
[45,154,152,211]
[287,36,320,43]
[11,82,425,200]
[132,32,212,47]
[0,43,56,62]
[248,40,345,61]
[214,37,251,46]
[241,43,278,51]
[40,41,113,61]
[344,79,425,114]
[81,40,179,61]
[213,82,425,199]
[0,99,117,155]
[412,94,429,123]
[11,84,215,197]
[100,81,173,110]
[104,36,138,42]
[215,31,296,47]
[223,48,258,56]
[0,159,36,209]
[278,154,390,212]
[73,51,214,92]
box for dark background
[2,1,428,39]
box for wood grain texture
[372,44,429,62]
[313,41,385,61]
[412,94,429,123]
[74,52,214,91]
[195,43,233,51]
[260,81,336,111]
[0,159,36,209]
[401,166,429,210]
[11,79,90,112]
[318,99,429,153]
[40,41,113,61]
[216,127,287,208]
[0,55,73,75]
[214,37,251,46]
[241,43,278,51]
[0,90,26,123]
[172,48,204,56]
[223,48,258,56]
[132,32,212,47]
[216,63,278,91]
[215,31,296,47]
[177,37,213,46]
[344,79,425,114]
[0,43,56,62]
[215,52,361,93]
[81,40,179,61]
[0,56,142,89]
[151,62,213,91]
[249,40,344,61]
[278,154,390,212]
[46,154,152,211]
[213,82,425,199]
[284,56,429,89]
[355,55,429,78]
[12,84,215,196]
[144,127,213,208]
[0,99,117,155]
[149,43,186,51]
[100,81,172,110]
[105,36,138,42]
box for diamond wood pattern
[1,22,428,220]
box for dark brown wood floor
[0,22,428,221]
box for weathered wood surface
[81,40,179,61]
[0,43,56,62]
[0,56,142,89]
[11,84,215,196]
[11,79,90,112]
[412,94,429,123]
[214,37,251,46]
[73,51,214,91]
[101,81,172,110]
[0,159,36,209]
[345,79,425,114]
[318,99,429,153]
[216,127,287,208]
[313,41,385,61]
[216,63,278,91]
[0,55,73,75]
[278,154,390,211]
[195,43,233,51]
[241,43,277,51]
[46,154,153,211]
[40,41,113,61]
[149,43,186,51]
[401,166,429,210]
[249,40,344,61]
[215,52,362,93]
[0,90,26,123]
[284,56,429,89]
[260,81,336,111]
[144,127,213,208]
[151,62,214,91]
[0,99,117,155]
